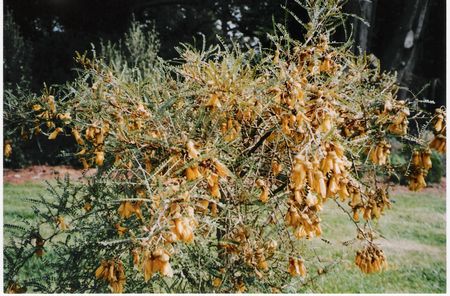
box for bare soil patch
[389,177,446,196]
[3,165,96,184]
[2,165,447,196]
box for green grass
[299,191,446,293]
[3,182,446,293]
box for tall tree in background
[4,0,445,103]
[4,9,33,91]
[347,0,445,106]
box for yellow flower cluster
[351,188,391,221]
[355,245,387,273]
[387,100,410,135]
[95,260,126,293]
[218,226,276,276]
[429,108,446,153]
[118,200,143,221]
[409,149,432,191]
[141,248,174,280]
[4,141,12,158]
[288,257,307,277]
[284,141,354,239]
[32,95,72,140]
[369,141,391,166]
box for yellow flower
[186,140,199,159]
[56,216,69,230]
[57,112,71,121]
[4,143,12,158]
[213,159,231,177]
[48,127,63,140]
[95,151,105,166]
[212,277,222,287]
[115,223,128,236]
[72,128,85,145]
[118,201,134,219]
[83,202,92,212]
[80,158,90,169]
[32,104,42,111]
[171,217,194,243]
[185,165,201,180]
[288,257,307,277]
[6,282,27,293]
[47,95,56,113]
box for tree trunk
[348,0,378,54]
[380,0,430,99]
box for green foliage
[426,151,444,184]
[4,9,33,91]
[99,19,160,75]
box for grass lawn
[3,181,446,293]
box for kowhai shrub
[4,0,446,293]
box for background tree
[3,0,445,169]
[4,0,445,106]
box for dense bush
[4,0,445,293]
